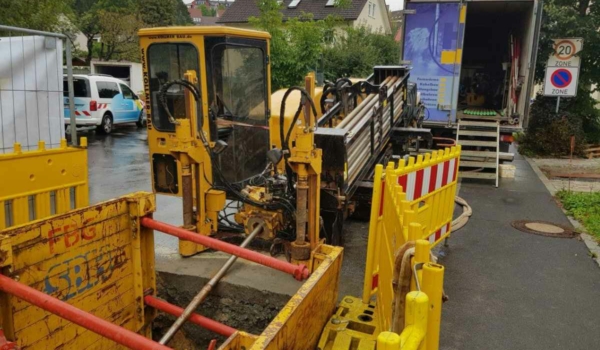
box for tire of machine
[350,185,374,221]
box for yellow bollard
[408,222,421,242]
[422,263,445,350]
[377,331,401,350]
[414,239,430,264]
[399,291,429,350]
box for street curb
[525,156,600,267]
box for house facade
[217,0,392,34]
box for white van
[64,74,145,134]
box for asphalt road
[81,126,600,349]
[437,152,600,350]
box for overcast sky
[386,0,402,11]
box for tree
[71,0,137,64]
[138,0,192,27]
[528,0,600,143]
[0,0,72,32]
[73,0,192,64]
[323,26,399,81]
[73,0,102,65]
[200,4,217,17]
[94,10,143,61]
[250,0,399,89]
[174,0,194,25]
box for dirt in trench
[152,272,292,349]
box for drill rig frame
[139,27,414,269]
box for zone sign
[547,38,583,67]
[543,67,579,97]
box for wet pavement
[79,126,181,251]
[82,127,600,349]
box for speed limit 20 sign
[544,38,583,97]
[547,38,583,67]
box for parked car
[64,74,145,134]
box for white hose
[452,196,472,232]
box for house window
[368,2,376,18]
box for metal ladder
[456,119,500,187]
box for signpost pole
[556,96,560,113]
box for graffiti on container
[43,245,128,301]
[47,216,121,254]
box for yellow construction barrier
[363,146,460,306]
[318,146,459,350]
[0,192,157,349]
[0,139,89,230]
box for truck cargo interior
[459,1,535,124]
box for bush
[322,26,399,81]
[250,0,399,90]
[519,94,594,157]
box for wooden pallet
[585,144,600,159]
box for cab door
[402,2,466,123]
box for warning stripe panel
[428,222,451,245]
[397,159,459,201]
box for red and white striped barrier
[398,157,458,201]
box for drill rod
[159,224,264,345]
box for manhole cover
[511,220,577,238]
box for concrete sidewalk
[438,152,600,349]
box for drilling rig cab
[139,27,323,268]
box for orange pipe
[144,296,236,337]
[0,274,170,350]
[141,217,309,281]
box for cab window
[147,43,200,132]
[205,38,268,125]
[97,82,119,99]
[204,36,269,183]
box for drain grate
[511,220,577,238]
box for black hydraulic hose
[278,86,319,196]
[320,86,335,113]
[278,86,318,152]
[158,79,203,127]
